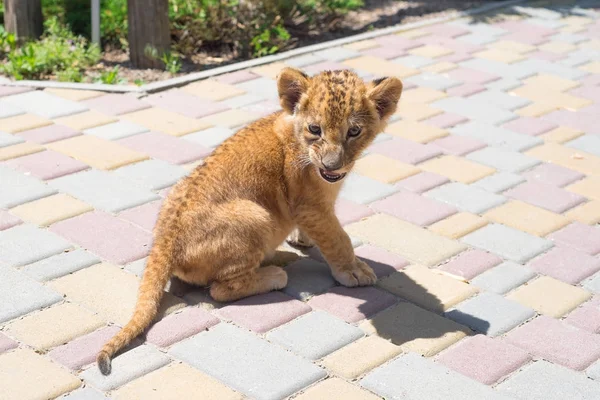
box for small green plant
[134,78,145,87]
[250,23,291,57]
[0,26,17,57]
[95,66,124,84]
[161,51,183,74]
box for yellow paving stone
[251,62,287,79]
[541,126,584,143]
[47,135,147,170]
[526,143,600,177]
[0,142,44,161]
[490,40,536,54]
[49,263,186,325]
[561,24,585,33]
[344,56,419,78]
[515,102,560,117]
[395,102,443,121]
[563,15,593,26]
[580,39,600,51]
[419,155,495,184]
[507,276,591,318]
[121,107,212,136]
[54,110,118,131]
[422,61,458,73]
[428,212,488,239]
[0,348,81,400]
[360,302,470,356]
[511,86,592,109]
[321,336,402,379]
[0,113,52,133]
[522,74,581,92]
[346,214,467,266]
[353,153,420,184]
[10,194,92,226]
[538,41,577,54]
[379,265,478,312]
[484,200,569,236]
[565,200,600,225]
[344,40,379,50]
[44,88,104,101]
[566,176,600,200]
[181,79,246,101]
[397,29,430,39]
[295,378,380,400]
[113,363,243,400]
[401,87,447,104]
[386,120,448,143]
[409,45,453,58]
[5,302,104,350]
[580,61,600,74]
[183,160,204,171]
[474,49,525,64]
[198,109,257,129]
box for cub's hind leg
[210,262,288,302]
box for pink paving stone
[505,181,586,213]
[500,32,548,46]
[495,21,556,37]
[335,198,374,226]
[49,326,121,370]
[159,187,172,198]
[528,50,567,62]
[424,24,469,38]
[216,291,311,334]
[369,137,442,164]
[0,210,22,231]
[569,86,600,103]
[505,315,600,370]
[370,191,457,227]
[423,112,469,129]
[437,335,531,385]
[304,61,348,75]
[564,297,600,334]
[146,307,219,347]
[438,249,502,280]
[307,286,397,323]
[0,332,18,354]
[446,83,486,97]
[362,46,407,60]
[216,70,260,84]
[548,222,600,255]
[82,93,151,116]
[118,131,211,165]
[145,89,229,118]
[395,171,449,193]
[5,150,88,180]
[0,85,33,97]
[580,74,600,87]
[241,100,282,117]
[16,124,81,144]
[355,244,409,278]
[418,36,484,54]
[430,135,487,156]
[502,117,558,136]
[447,67,500,85]
[542,109,598,135]
[50,211,153,264]
[528,246,600,284]
[521,163,584,187]
[439,52,472,63]
[119,200,163,232]
[374,35,423,51]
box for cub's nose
[321,153,343,171]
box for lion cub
[97,68,402,374]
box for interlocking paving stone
[335,198,374,226]
[339,173,398,204]
[522,162,584,187]
[353,153,420,183]
[425,182,506,214]
[6,149,88,180]
[565,297,600,334]
[118,200,162,232]
[0,332,17,354]
[60,387,109,400]
[282,258,336,301]
[49,326,120,370]
[567,200,600,225]
[469,90,532,110]
[429,211,488,240]
[430,135,486,156]
[0,164,57,208]
[502,116,559,136]
[170,323,326,400]
[121,107,212,136]
[467,147,540,173]
[395,171,449,193]
[567,176,600,200]
[0,130,24,147]
[0,141,44,161]
[369,137,442,164]
[0,210,22,231]
[113,159,187,191]
[438,249,501,280]
[528,246,600,284]
[548,222,600,255]
[0,223,72,267]
[451,121,543,151]
[405,72,462,90]
[84,121,148,141]
[22,248,99,281]
[484,200,569,236]
[505,181,586,213]
[183,127,235,148]
[147,307,220,347]
[589,361,600,381]
[0,100,24,118]
[118,131,211,164]
[0,113,52,133]
[1,91,88,118]
[471,262,537,295]
[296,377,381,400]
[370,191,457,227]
[472,172,526,193]
[82,94,150,116]
[54,110,118,131]
[361,352,511,400]
[419,155,495,184]
[11,193,92,226]
[145,90,229,119]
[433,97,516,125]
[355,244,409,278]
[16,124,81,144]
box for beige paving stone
[522,74,581,92]
[475,49,525,64]
[561,24,585,33]
[511,86,592,110]
[581,39,600,51]
[420,155,495,184]
[395,102,443,121]
[490,40,536,54]
[541,126,584,143]
[295,378,380,400]
[344,56,419,78]
[44,88,104,101]
[47,135,147,170]
[401,87,447,104]
[121,107,212,136]
[113,363,242,400]
[10,194,92,226]
[321,335,402,379]
[409,45,453,58]
[344,40,379,50]
[428,212,488,239]
[507,276,591,318]
[538,41,577,54]
[563,15,593,25]
[0,348,81,400]
[360,302,470,356]
[198,109,257,129]
[353,153,420,184]
[49,263,185,325]
[0,113,52,133]
[567,176,600,200]
[515,102,559,117]
[396,29,430,39]
[0,142,44,161]
[182,79,246,101]
[251,62,287,79]
[422,61,457,73]
[386,120,448,143]
[484,200,570,237]
[526,143,600,177]
[565,200,600,225]
[54,110,118,131]
[580,61,600,73]
[379,265,478,312]
[346,214,467,266]
[5,302,103,350]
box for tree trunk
[127,0,170,69]
[3,0,43,42]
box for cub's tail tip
[97,351,112,376]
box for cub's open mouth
[319,169,346,183]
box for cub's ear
[277,67,310,114]
[368,77,403,120]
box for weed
[95,65,124,84]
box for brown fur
[97,68,402,375]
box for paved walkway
[1,1,600,399]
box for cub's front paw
[332,258,377,287]
[286,228,314,248]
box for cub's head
[277,67,402,183]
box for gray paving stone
[267,311,363,360]
[113,159,188,191]
[59,387,109,400]
[313,47,360,61]
[425,183,506,214]
[236,77,279,100]
[84,121,148,140]
[80,345,170,391]
[340,173,398,204]
[49,169,160,213]
[468,90,532,111]
[286,54,325,67]
[392,55,435,68]
[170,323,326,400]
[513,59,589,80]
[473,172,526,194]
[219,93,265,108]
[566,135,600,158]
[0,165,57,208]
[125,257,147,277]
[550,33,587,44]
[588,361,600,381]
[583,273,600,294]
[460,58,536,80]
[0,224,72,267]
[471,262,537,294]
[432,97,517,125]
[451,122,542,151]
[486,77,523,92]
[498,360,600,400]
[0,131,24,147]
[184,127,235,148]
[406,72,462,91]
[467,147,540,173]
[445,292,536,337]
[457,32,498,45]
[1,91,88,118]
[0,267,62,323]
[282,258,336,301]
[22,248,100,281]
[560,49,600,67]
[361,352,512,400]
[462,223,554,263]
[0,100,24,118]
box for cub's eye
[348,126,362,137]
[308,124,322,135]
